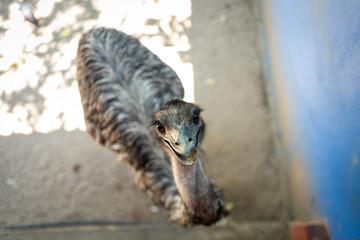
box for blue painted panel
[261,1,360,239]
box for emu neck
[170,154,212,212]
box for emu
[76,27,226,226]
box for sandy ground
[0,0,287,230]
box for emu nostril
[175,142,179,146]
[189,138,193,142]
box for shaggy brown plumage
[76,27,226,226]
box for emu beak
[176,146,197,166]
[162,137,197,165]
[170,125,200,166]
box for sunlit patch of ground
[0,0,193,136]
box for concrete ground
[0,222,288,240]
[0,0,289,239]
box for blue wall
[261,1,360,239]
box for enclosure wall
[260,1,360,239]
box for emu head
[153,99,205,166]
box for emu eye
[157,124,166,135]
[193,114,200,124]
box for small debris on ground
[6,179,18,188]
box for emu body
[76,27,226,226]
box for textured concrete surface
[0,0,288,238]
[0,222,289,240]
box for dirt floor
[0,0,288,237]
